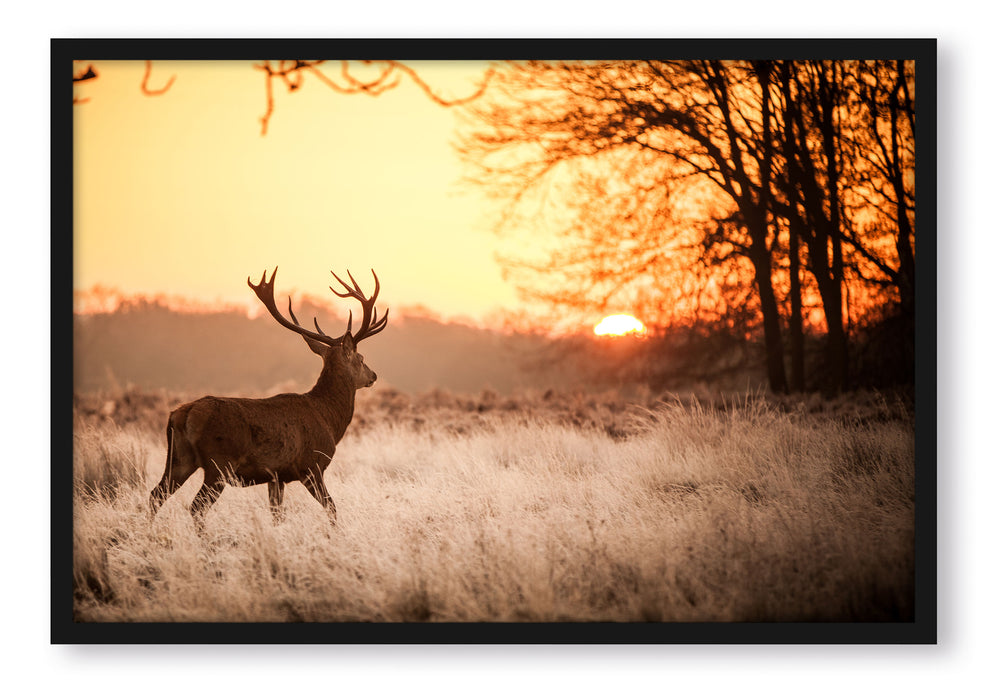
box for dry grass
[72,388,914,622]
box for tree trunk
[752,246,788,393]
[777,61,806,393]
[821,276,849,395]
[890,60,916,314]
[751,61,788,394]
[786,61,849,394]
[788,228,805,392]
[819,65,849,394]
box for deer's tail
[165,417,175,480]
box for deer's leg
[301,469,337,525]
[189,468,226,531]
[150,427,199,517]
[268,479,285,524]
[150,472,194,518]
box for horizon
[71,283,628,338]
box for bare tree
[457,60,791,391]
[772,60,916,391]
[850,59,916,313]
[457,59,915,393]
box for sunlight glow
[594,314,646,337]
[72,60,514,325]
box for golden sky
[73,61,518,324]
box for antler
[247,267,388,346]
[330,269,389,342]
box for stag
[149,267,388,528]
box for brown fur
[150,333,376,526]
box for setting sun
[594,314,646,337]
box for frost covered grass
[72,389,914,622]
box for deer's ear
[303,336,332,358]
[341,333,357,353]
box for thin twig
[141,60,177,96]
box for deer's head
[302,332,378,388]
[248,267,388,390]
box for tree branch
[140,60,176,96]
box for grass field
[72,386,915,622]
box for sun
[594,314,646,337]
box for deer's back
[169,393,340,484]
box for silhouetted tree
[458,60,793,390]
[457,59,915,393]
[774,61,852,393]
[851,59,916,314]
[771,60,915,392]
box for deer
[149,267,388,529]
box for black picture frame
[53,37,936,644]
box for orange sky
[73,60,520,325]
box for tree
[457,59,915,393]
[850,59,916,314]
[775,60,853,393]
[772,60,916,392]
[458,60,792,390]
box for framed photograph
[54,38,935,643]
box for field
[71,386,915,623]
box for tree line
[456,60,916,394]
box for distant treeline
[73,298,587,396]
[73,297,911,398]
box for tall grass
[72,390,914,622]
[73,418,148,500]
